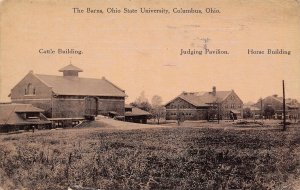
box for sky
[0,0,299,104]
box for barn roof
[0,104,48,125]
[259,95,300,108]
[198,91,232,103]
[178,94,209,107]
[272,96,299,106]
[125,107,151,116]
[35,74,127,97]
[165,90,233,107]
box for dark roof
[14,105,44,112]
[35,74,126,97]
[109,111,119,115]
[125,107,151,117]
[59,64,83,72]
[125,104,134,108]
[166,90,233,107]
[0,104,49,125]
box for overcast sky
[1,0,299,104]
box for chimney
[212,86,216,96]
[273,94,278,97]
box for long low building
[165,87,243,120]
[0,103,51,132]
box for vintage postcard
[0,0,299,189]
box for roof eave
[52,93,127,97]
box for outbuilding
[0,103,51,132]
[125,104,151,124]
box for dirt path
[93,117,171,130]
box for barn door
[85,97,98,116]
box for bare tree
[151,95,165,124]
[135,91,148,104]
[131,91,152,112]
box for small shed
[125,105,151,124]
[0,103,51,132]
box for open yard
[0,121,299,190]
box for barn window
[25,83,35,95]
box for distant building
[125,104,151,124]
[253,94,300,119]
[243,105,261,118]
[165,86,243,120]
[9,64,127,118]
[0,103,51,132]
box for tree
[135,91,148,104]
[151,95,165,124]
[264,106,275,119]
[130,91,152,112]
[139,101,152,112]
[151,95,162,107]
[243,107,253,118]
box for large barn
[9,64,127,118]
[165,87,243,120]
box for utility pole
[217,102,220,124]
[283,80,286,131]
[260,98,263,120]
[177,105,180,126]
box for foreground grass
[0,125,299,189]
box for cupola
[59,64,83,77]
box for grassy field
[0,122,299,190]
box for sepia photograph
[0,0,300,189]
